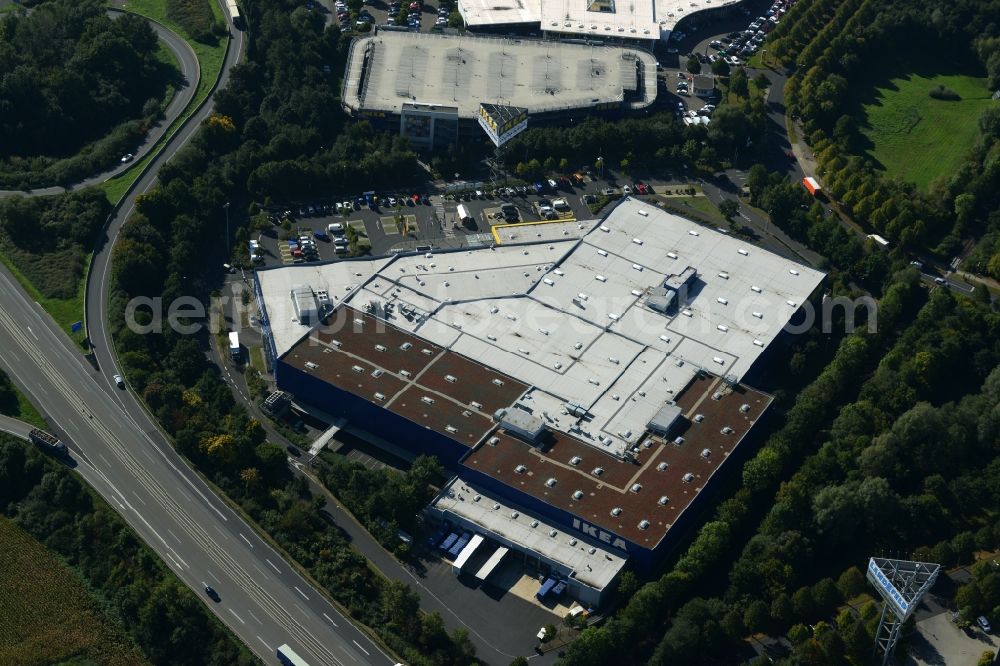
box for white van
[552,198,570,212]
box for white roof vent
[530,520,538,528]
[789,269,800,275]
[751,285,762,293]
[592,467,604,476]
[717,326,728,333]
[713,356,725,364]
[515,464,527,473]
[740,404,750,413]
[597,249,608,257]
[752,311,763,319]
[488,436,500,446]
[674,436,685,445]
[753,339,764,347]
[638,520,650,530]
[595,275,607,282]
[543,277,554,286]
[721,426,735,434]
[738,248,749,256]
[718,272,729,279]
[569,456,582,466]
[549,529,558,537]
[667,251,678,259]
[717,297,728,305]
[631,483,642,493]
[688,230,700,236]
[658,496,669,505]
[600,225,610,232]
[611,507,622,516]
[657,461,668,471]
[683,473,695,483]
[572,490,584,500]
[493,502,501,510]
[374,392,386,401]
[787,300,797,307]
[632,238,644,245]
[694,414,704,423]
[632,263,643,271]
[374,344,387,352]
[421,396,435,405]
[569,538,578,546]
[511,511,519,519]
[545,478,557,487]
[445,374,457,383]
[701,448,712,458]
[400,369,412,378]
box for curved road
[0,9,199,197]
[0,3,394,665]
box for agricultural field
[0,517,147,666]
[859,69,993,189]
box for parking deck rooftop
[343,32,658,118]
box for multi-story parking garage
[254,198,824,605]
[342,31,658,150]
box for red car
[635,182,649,195]
[409,1,420,9]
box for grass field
[104,0,228,204]
[0,517,148,666]
[0,251,87,345]
[860,70,992,189]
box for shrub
[166,0,221,43]
[928,84,961,100]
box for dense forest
[773,0,1000,261]
[0,0,173,187]
[0,436,256,665]
[0,189,110,299]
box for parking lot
[250,181,607,268]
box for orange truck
[802,176,822,197]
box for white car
[120,153,134,163]
[328,222,345,234]
[622,185,633,195]
[113,374,125,389]
[978,616,992,633]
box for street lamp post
[223,202,230,251]
[597,156,603,179]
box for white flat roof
[458,0,744,39]
[343,32,657,118]
[259,198,824,461]
[432,478,626,591]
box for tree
[753,72,770,90]
[687,56,702,74]
[711,58,730,76]
[448,9,463,28]
[730,68,749,97]
[746,163,769,203]
[719,199,739,220]
[836,567,866,600]
[510,658,529,666]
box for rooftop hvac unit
[570,456,582,466]
[515,464,527,473]
[545,478,557,487]
[658,496,669,505]
[638,520,650,530]
[674,436,685,445]
[572,490,584,500]
[701,448,712,458]
[511,511,519,519]
[611,507,622,516]
[740,404,750,413]
[631,483,642,493]
[657,462,669,471]
[694,414,704,423]
[721,426,735,434]
[683,473,695,483]
[592,466,604,476]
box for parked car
[978,616,992,633]
[314,229,330,241]
[113,374,125,389]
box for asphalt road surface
[0,269,392,666]
[0,9,200,196]
[0,3,394,664]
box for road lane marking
[131,491,146,506]
[165,551,182,569]
[352,640,370,656]
[228,608,246,625]
[240,533,253,548]
[256,636,272,651]
[167,528,181,544]
[265,558,281,574]
[252,562,270,580]
[322,612,339,627]
[27,326,37,340]
[294,586,309,601]
[247,609,263,625]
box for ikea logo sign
[867,558,909,617]
[573,519,628,552]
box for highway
[0,3,394,665]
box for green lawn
[0,251,87,346]
[104,0,228,204]
[860,71,993,189]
